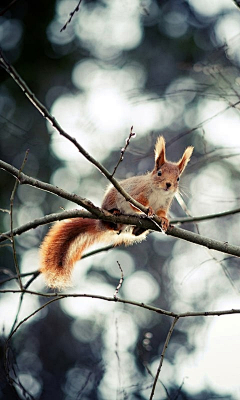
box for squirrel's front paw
[147,206,154,217]
[160,217,169,232]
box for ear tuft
[154,136,166,170]
[178,146,194,174]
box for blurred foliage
[1,0,240,399]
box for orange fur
[101,186,118,210]
[129,193,149,212]
[40,219,102,289]
[40,136,193,289]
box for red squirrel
[40,136,193,289]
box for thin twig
[1,272,41,286]
[8,151,34,335]
[5,296,65,376]
[60,0,83,32]
[2,288,240,319]
[114,261,124,299]
[1,290,178,316]
[76,370,94,399]
[0,246,112,285]
[150,317,179,399]
[173,378,187,400]
[0,0,20,16]
[171,207,240,224]
[9,150,29,290]
[115,318,123,399]
[9,272,44,335]
[111,126,136,177]
[0,208,10,213]
[9,292,25,336]
[166,99,240,147]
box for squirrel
[40,136,193,289]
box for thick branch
[1,206,240,258]
[0,159,101,216]
[167,225,240,257]
[0,158,240,257]
[0,209,155,243]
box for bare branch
[3,288,240,319]
[0,208,10,214]
[0,0,20,16]
[60,0,83,32]
[150,317,179,399]
[1,202,240,259]
[167,98,240,147]
[0,244,114,285]
[171,207,240,224]
[0,158,101,215]
[0,271,40,286]
[9,150,29,290]
[114,261,124,299]
[167,225,240,257]
[3,288,240,390]
[111,126,136,177]
[1,289,178,316]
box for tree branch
[60,0,83,32]
[0,0,20,16]
[167,224,240,257]
[3,289,240,319]
[1,160,240,258]
[1,203,240,258]
[0,158,101,216]
[171,207,240,224]
[8,151,29,290]
[111,126,136,177]
[150,317,179,399]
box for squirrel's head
[152,136,194,193]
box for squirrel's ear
[154,136,166,170]
[178,146,194,174]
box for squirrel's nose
[166,182,171,189]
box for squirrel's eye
[177,177,180,182]
[158,170,162,176]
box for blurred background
[1,0,240,399]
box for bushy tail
[40,218,105,289]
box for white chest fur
[147,187,175,213]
